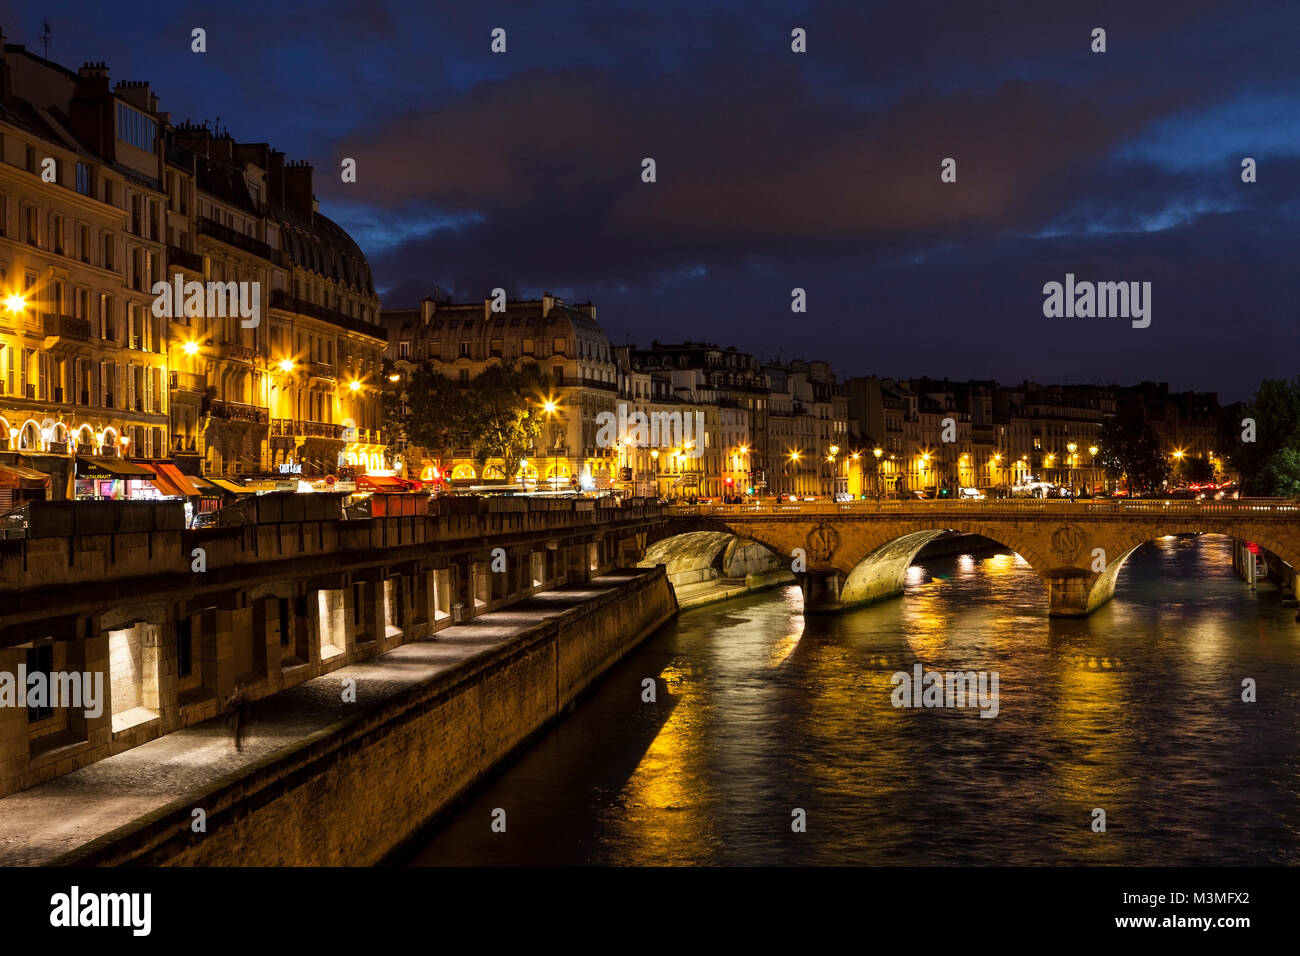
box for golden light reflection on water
[413,534,1300,866]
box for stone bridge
[652,499,1300,615]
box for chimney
[283,160,314,216]
[113,80,156,114]
[542,292,554,316]
[420,296,434,324]
[266,148,285,208]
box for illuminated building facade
[0,36,385,494]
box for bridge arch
[1085,522,1300,611]
[638,524,791,597]
[833,520,1050,609]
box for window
[116,103,157,151]
[102,233,114,270]
[459,341,471,358]
[490,338,503,357]
[428,342,440,359]
[76,162,91,196]
[495,318,505,327]
[353,583,364,626]
[398,341,410,358]
[522,338,534,355]
[458,369,469,384]
[99,294,115,341]
[177,619,193,677]
[26,645,54,721]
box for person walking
[226,684,248,753]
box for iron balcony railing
[209,400,269,425]
[168,244,204,272]
[670,499,1300,517]
[197,216,274,261]
[269,418,344,440]
[268,290,385,341]
[42,313,91,342]
[169,371,207,391]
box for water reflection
[408,535,1300,865]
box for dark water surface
[407,535,1300,865]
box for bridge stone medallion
[806,522,840,562]
[1049,524,1085,561]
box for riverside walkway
[0,574,646,866]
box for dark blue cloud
[6,0,1298,398]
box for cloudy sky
[6,1,1298,399]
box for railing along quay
[669,499,1300,517]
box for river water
[406,534,1300,865]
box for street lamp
[650,448,659,498]
[1067,442,1078,501]
[873,447,883,499]
[788,450,800,496]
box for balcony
[553,375,618,392]
[269,419,344,440]
[307,362,335,381]
[209,400,269,425]
[42,313,92,342]
[268,290,385,341]
[197,216,274,261]
[168,245,204,273]
[169,371,207,392]
[219,342,256,363]
[303,420,343,440]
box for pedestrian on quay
[226,683,249,753]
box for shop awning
[356,474,409,491]
[155,463,201,496]
[76,456,157,479]
[205,477,253,494]
[140,465,184,497]
[0,463,51,489]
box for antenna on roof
[41,20,52,59]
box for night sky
[5,1,1298,400]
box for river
[406,534,1300,865]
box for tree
[1097,412,1169,494]
[1224,378,1300,495]
[1181,454,1215,485]
[1257,447,1300,497]
[461,361,550,483]
[399,363,473,478]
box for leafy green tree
[462,361,550,483]
[1256,446,1300,498]
[1098,413,1169,494]
[1224,378,1300,495]
[398,362,473,478]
